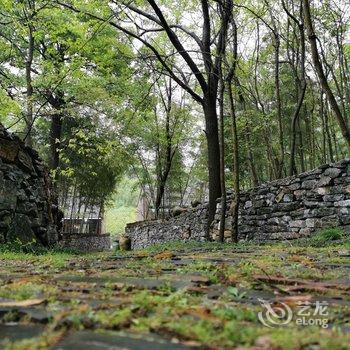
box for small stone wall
[59,234,111,252]
[125,205,208,249]
[0,124,57,246]
[126,159,350,249]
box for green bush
[307,227,347,247]
[0,238,44,254]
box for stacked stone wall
[59,234,111,252]
[126,159,350,249]
[0,124,57,246]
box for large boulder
[0,124,57,246]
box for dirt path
[0,242,349,349]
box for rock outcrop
[0,124,57,246]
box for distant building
[135,181,208,221]
[59,194,105,235]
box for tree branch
[56,0,203,103]
[146,0,208,92]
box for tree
[303,0,350,149]
[225,15,240,243]
[57,0,237,235]
[123,68,198,218]
[1,0,350,244]
[282,0,307,175]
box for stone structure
[0,124,58,246]
[126,159,350,249]
[125,204,209,249]
[58,233,111,252]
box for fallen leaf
[190,275,211,285]
[136,252,149,258]
[184,306,220,322]
[275,294,313,306]
[0,298,46,307]
[289,255,314,266]
[154,251,175,260]
[253,275,350,290]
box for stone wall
[0,124,57,246]
[125,205,209,249]
[59,234,111,252]
[126,159,350,249]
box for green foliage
[0,0,136,217]
[110,177,139,208]
[0,239,43,254]
[1,0,349,237]
[2,241,350,349]
[305,227,348,247]
[104,177,138,235]
[227,286,247,299]
[60,124,127,205]
[0,282,53,301]
[105,206,137,236]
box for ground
[0,231,349,350]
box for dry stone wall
[0,124,57,246]
[59,234,111,252]
[126,159,350,249]
[125,205,209,249]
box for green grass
[0,282,58,301]
[1,236,350,350]
[136,240,250,254]
[133,225,350,255]
[0,250,106,268]
[298,227,349,247]
[105,205,137,236]
[104,176,139,236]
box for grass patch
[1,233,350,349]
[302,227,349,247]
[105,205,137,237]
[0,281,58,301]
[136,240,254,255]
[104,176,138,236]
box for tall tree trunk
[245,127,259,187]
[232,67,259,186]
[201,0,232,238]
[282,0,307,176]
[302,0,350,150]
[48,90,65,207]
[228,84,239,243]
[203,97,222,238]
[25,24,34,147]
[155,152,175,219]
[218,78,226,242]
[274,35,285,178]
[320,92,327,163]
[253,21,277,180]
[49,113,63,173]
[324,106,334,162]
[297,116,306,172]
[154,78,176,218]
[290,81,306,175]
[266,2,285,177]
[226,17,240,243]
